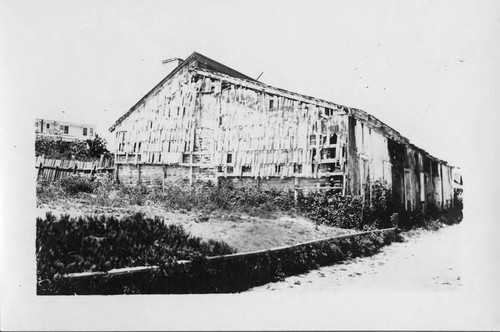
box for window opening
[293,164,303,174]
[330,133,337,145]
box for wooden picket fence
[36,155,114,182]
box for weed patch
[37,176,463,232]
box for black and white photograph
[1,0,498,330]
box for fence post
[90,165,96,178]
[54,166,59,182]
[162,165,167,193]
[294,177,299,206]
[115,163,119,183]
[37,162,43,180]
[73,163,77,174]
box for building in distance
[36,118,96,141]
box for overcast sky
[2,0,499,168]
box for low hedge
[165,230,395,294]
[49,228,395,295]
[37,212,236,295]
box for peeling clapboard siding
[113,63,352,192]
[114,66,198,166]
[195,72,348,188]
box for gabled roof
[109,52,257,132]
[189,52,257,82]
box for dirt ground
[37,201,353,253]
[249,222,464,292]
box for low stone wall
[49,227,396,295]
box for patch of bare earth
[37,199,352,253]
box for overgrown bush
[37,175,97,204]
[118,183,150,206]
[147,181,295,214]
[294,180,395,230]
[296,192,363,228]
[58,175,96,195]
[35,135,111,160]
[397,209,423,230]
[36,212,236,294]
[438,201,463,226]
[36,178,61,204]
[361,181,397,229]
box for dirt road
[249,222,464,292]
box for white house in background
[35,118,96,141]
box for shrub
[397,209,426,230]
[292,180,397,230]
[35,135,111,160]
[58,175,96,195]
[36,178,61,204]
[296,192,364,229]
[119,183,150,206]
[362,181,396,229]
[438,205,463,225]
[147,181,295,214]
[36,212,236,294]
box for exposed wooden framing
[193,68,350,114]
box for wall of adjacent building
[346,115,392,199]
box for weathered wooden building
[110,52,455,211]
